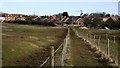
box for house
[50,15,58,23]
[111,16,119,22]
[15,14,25,20]
[50,15,56,21]
[32,17,40,20]
[102,16,119,29]
[75,18,84,26]
[103,17,117,23]
[0,17,5,22]
[0,12,26,22]
[0,12,12,22]
[0,13,5,22]
[103,17,110,22]
[4,13,16,21]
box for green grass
[68,28,103,66]
[2,23,67,66]
[75,27,119,64]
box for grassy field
[75,27,119,65]
[2,23,67,66]
[2,23,120,66]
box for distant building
[0,16,5,22]
[75,18,84,26]
[0,12,26,22]
[15,14,25,20]
[103,16,118,23]
[50,15,57,22]
[0,12,6,22]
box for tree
[62,12,69,17]
[99,12,106,17]
[83,18,92,28]
[91,17,102,28]
[83,14,88,17]
[105,14,110,17]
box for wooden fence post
[97,36,100,48]
[50,46,54,68]
[87,34,88,41]
[89,31,90,37]
[107,38,110,58]
[89,31,91,40]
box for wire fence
[72,28,118,66]
[39,28,70,68]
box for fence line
[55,43,63,53]
[72,28,118,66]
[39,57,50,68]
[91,32,118,66]
[61,28,70,66]
[39,42,64,68]
[55,28,70,66]
[39,38,65,68]
[113,36,116,43]
[51,46,55,67]
[39,28,70,67]
[39,41,65,68]
[107,38,110,58]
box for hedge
[11,20,55,26]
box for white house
[73,18,84,26]
[0,13,5,22]
[0,17,5,22]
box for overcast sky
[1,2,119,16]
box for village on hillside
[0,12,120,30]
[1,1,120,67]
[1,10,120,68]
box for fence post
[94,35,95,42]
[89,31,91,40]
[87,34,88,41]
[97,36,100,48]
[114,36,116,43]
[50,46,54,68]
[107,38,110,58]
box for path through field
[69,28,103,66]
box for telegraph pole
[34,12,36,16]
[80,10,83,16]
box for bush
[11,20,55,26]
[22,20,31,24]
[42,22,55,26]
[12,20,31,24]
[31,20,41,25]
